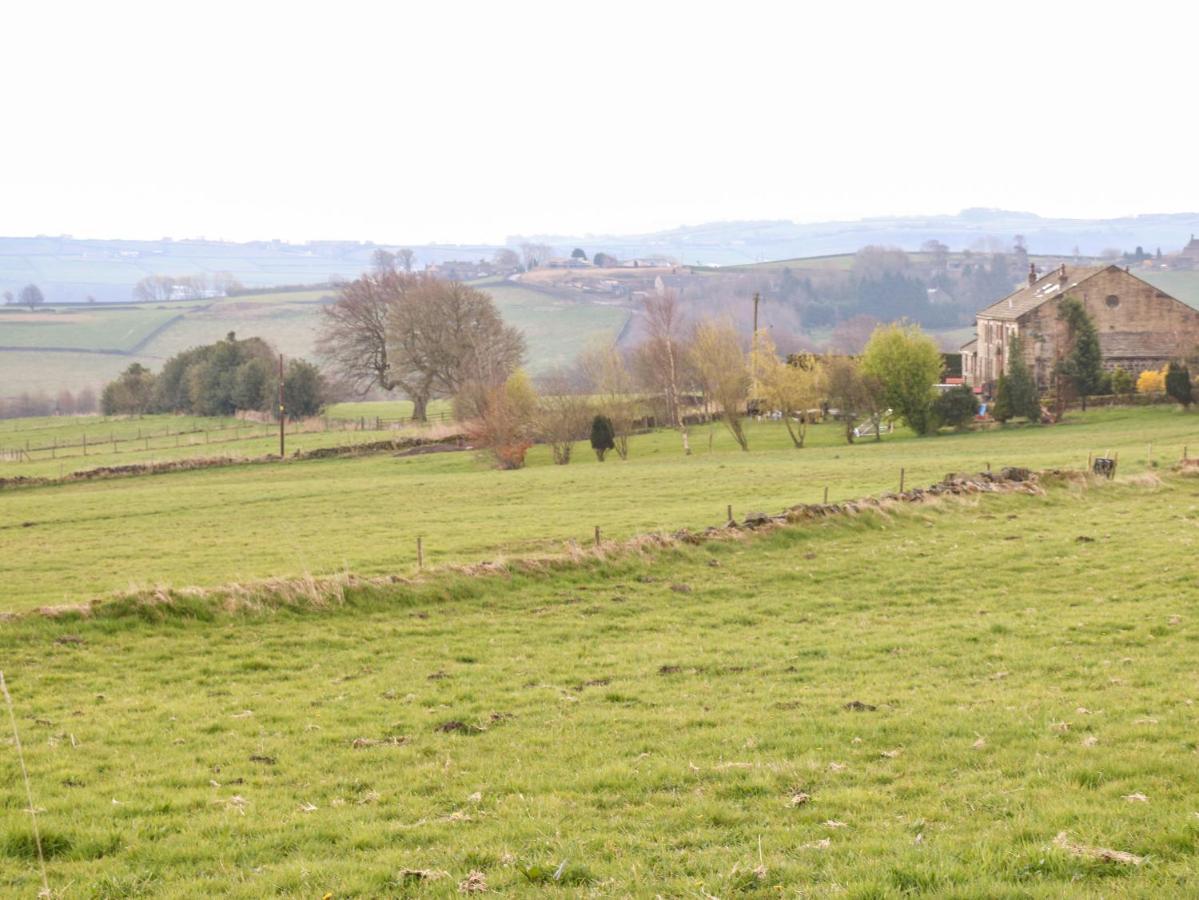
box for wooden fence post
[823,486,829,504]
[726,504,733,523]
[899,467,905,493]
[594,526,601,548]
[417,536,424,571]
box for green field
[324,400,456,422]
[3,468,1198,895]
[2,406,1197,611]
[0,282,628,397]
[472,279,629,370]
[0,305,189,352]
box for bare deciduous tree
[520,242,555,270]
[689,319,750,451]
[396,248,416,273]
[319,274,526,423]
[578,341,637,460]
[316,271,429,415]
[634,291,692,454]
[535,366,591,465]
[19,283,45,310]
[493,248,521,269]
[400,280,526,420]
[372,249,397,274]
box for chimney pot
[1028,262,1037,286]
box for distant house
[961,263,1199,394]
[1174,235,1199,270]
[543,256,593,269]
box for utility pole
[277,353,285,458]
[750,292,761,405]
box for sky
[2,0,1197,246]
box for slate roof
[977,265,1108,321]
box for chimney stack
[1028,262,1037,286]
[1058,264,1067,288]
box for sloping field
[1,474,1196,895]
[1,406,1196,611]
[0,283,626,396]
[0,305,190,352]
[474,280,629,370]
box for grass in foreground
[2,406,1198,610]
[1,477,1198,895]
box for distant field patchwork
[0,283,629,396]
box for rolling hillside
[0,281,629,396]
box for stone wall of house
[968,267,1199,391]
[1018,268,1199,386]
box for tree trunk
[411,394,429,422]
[783,416,803,448]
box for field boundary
[6,465,1130,623]
[0,434,468,491]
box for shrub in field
[1165,362,1193,408]
[590,415,616,461]
[470,370,538,470]
[932,384,978,430]
[1110,366,1134,397]
[536,368,591,465]
[1137,368,1165,394]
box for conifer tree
[1166,361,1193,408]
[1055,297,1103,411]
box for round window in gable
[1105,294,1120,308]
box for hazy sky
[3,0,1196,245]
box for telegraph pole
[277,353,285,458]
[750,292,761,404]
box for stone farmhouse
[961,263,1199,394]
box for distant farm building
[961,263,1199,393]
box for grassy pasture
[324,400,456,423]
[0,282,628,397]
[473,280,629,370]
[2,406,1198,611]
[0,305,189,352]
[1,476,1198,895]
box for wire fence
[0,411,456,464]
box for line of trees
[99,332,326,418]
[0,387,98,419]
[132,273,243,302]
[2,284,46,309]
[316,273,991,470]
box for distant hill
[5,210,1199,304]
[514,209,1199,266]
[0,236,498,304]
